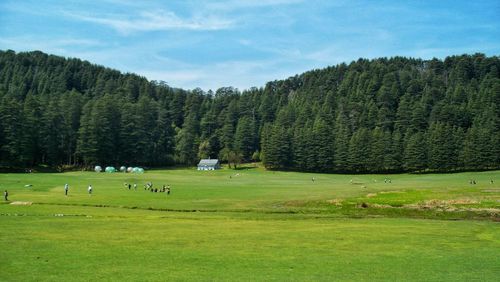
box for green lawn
[1,167,499,281]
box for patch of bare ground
[403,199,478,210]
[10,201,32,206]
[326,199,343,206]
[366,191,406,198]
[363,203,392,209]
[284,200,307,207]
[358,199,499,218]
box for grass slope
[1,167,499,281]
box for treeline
[0,50,499,172]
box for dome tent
[132,167,144,173]
[127,167,133,173]
[119,166,126,172]
[105,166,116,173]
[94,166,102,172]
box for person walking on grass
[88,184,92,195]
[4,190,8,201]
[64,184,69,196]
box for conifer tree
[403,132,427,172]
[234,116,256,161]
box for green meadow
[1,167,499,281]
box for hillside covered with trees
[0,50,498,172]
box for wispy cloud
[138,56,309,91]
[66,9,234,34]
[0,36,103,55]
[1,0,498,91]
[206,0,304,11]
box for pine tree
[21,93,41,165]
[348,128,371,172]
[59,90,84,165]
[175,112,199,165]
[153,105,175,165]
[312,117,334,172]
[385,130,403,172]
[262,122,291,169]
[369,127,385,172]
[40,96,64,164]
[76,101,98,165]
[403,132,427,172]
[0,97,24,165]
[333,113,350,172]
[234,116,256,161]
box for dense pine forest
[0,50,498,172]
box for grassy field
[1,166,499,281]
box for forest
[0,50,499,173]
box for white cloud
[0,36,103,56]
[66,9,234,34]
[206,0,304,11]
[136,56,310,91]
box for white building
[197,159,220,170]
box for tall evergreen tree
[234,116,256,161]
[403,132,427,172]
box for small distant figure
[469,179,473,185]
[133,183,137,191]
[491,180,494,184]
[167,187,171,195]
[64,184,69,196]
[128,184,131,190]
[4,190,8,201]
[473,180,477,185]
[384,178,387,183]
[88,185,92,195]
[229,175,232,179]
[154,188,158,193]
[388,179,391,184]
[312,177,315,182]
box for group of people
[125,183,137,191]
[120,181,172,195]
[62,184,93,196]
[61,182,174,196]
[144,182,171,194]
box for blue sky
[1,0,499,91]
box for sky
[1,0,499,91]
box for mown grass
[0,167,499,281]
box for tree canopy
[0,50,498,173]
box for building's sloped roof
[198,159,219,166]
